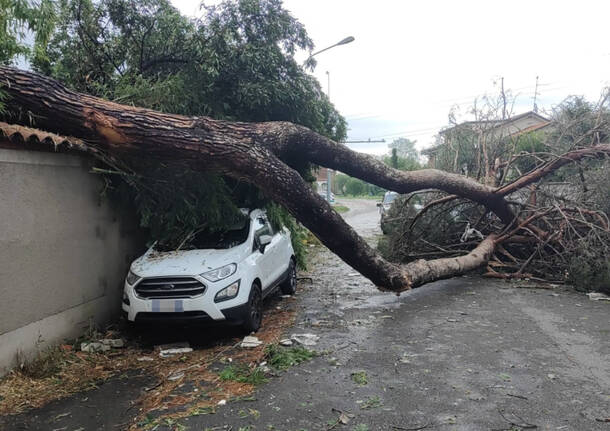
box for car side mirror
[376,203,382,207]
[259,234,272,253]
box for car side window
[252,217,274,251]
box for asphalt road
[178,198,609,430]
[2,198,608,431]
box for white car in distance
[122,209,296,333]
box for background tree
[388,137,418,159]
[15,0,348,265]
[0,0,54,65]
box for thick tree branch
[496,145,610,196]
[403,234,498,288]
[1,67,607,292]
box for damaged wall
[0,147,142,374]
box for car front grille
[135,311,211,322]
[135,277,205,299]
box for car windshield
[383,193,398,204]
[154,218,251,251]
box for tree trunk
[1,67,608,292]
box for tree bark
[1,67,608,292]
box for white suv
[122,209,296,332]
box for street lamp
[306,36,355,62]
[304,36,355,203]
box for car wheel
[280,259,297,295]
[242,283,263,333]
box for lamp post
[305,36,355,203]
[304,36,355,65]
[325,70,332,203]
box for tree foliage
[8,0,348,261]
[36,0,346,139]
[387,137,418,160]
[0,0,55,65]
[382,92,610,292]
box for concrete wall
[0,148,142,374]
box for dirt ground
[1,198,609,431]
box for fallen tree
[2,66,609,292]
[380,94,610,292]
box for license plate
[151,299,183,312]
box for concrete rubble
[157,341,193,358]
[80,338,125,353]
[240,336,263,348]
[587,292,610,301]
[290,333,319,346]
[80,342,111,353]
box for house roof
[439,111,550,136]
[422,111,551,155]
[0,122,91,154]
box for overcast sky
[172,0,610,155]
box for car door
[252,216,276,289]
[262,220,284,285]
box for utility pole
[533,75,540,113]
[326,71,332,203]
[304,36,355,204]
[501,77,506,120]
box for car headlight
[126,270,140,286]
[201,263,237,282]
[214,280,240,302]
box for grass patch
[332,205,350,213]
[218,365,268,385]
[360,395,382,410]
[264,344,317,370]
[351,370,368,386]
[188,406,215,416]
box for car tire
[242,283,263,333]
[280,259,297,295]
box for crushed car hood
[131,245,248,277]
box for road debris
[137,356,154,362]
[279,338,293,346]
[217,399,227,406]
[240,336,263,348]
[156,341,193,357]
[330,407,354,426]
[80,342,111,353]
[291,333,319,346]
[397,353,416,364]
[100,339,124,348]
[159,348,193,358]
[167,371,185,381]
[587,292,610,301]
[391,423,430,430]
[497,409,537,429]
[156,341,190,350]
